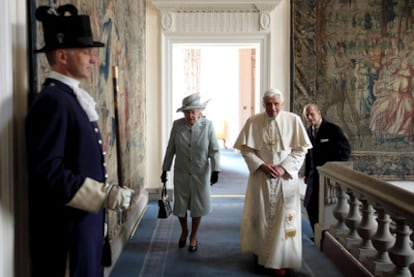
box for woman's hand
[210,171,219,185]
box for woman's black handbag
[158,181,172,218]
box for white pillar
[12,0,30,276]
[0,0,15,276]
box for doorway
[171,43,260,148]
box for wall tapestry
[30,0,146,234]
[292,0,414,180]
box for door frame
[160,33,270,151]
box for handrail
[318,162,414,221]
[316,162,414,277]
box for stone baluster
[330,183,349,238]
[370,206,395,275]
[388,217,414,277]
[325,178,337,205]
[340,190,362,248]
[356,198,377,262]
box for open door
[239,48,256,129]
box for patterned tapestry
[30,0,146,231]
[292,0,414,180]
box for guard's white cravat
[49,71,99,122]
[72,86,99,122]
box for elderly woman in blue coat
[161,93,220,252]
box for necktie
[312,127,318,138]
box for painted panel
[292,0,414,180]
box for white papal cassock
[234,111,312,269]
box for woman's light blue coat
[162,117,220,217]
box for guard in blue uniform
[26,4,134,277]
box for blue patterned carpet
[110,149,343,277]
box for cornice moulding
[151,0,281,12]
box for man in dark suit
[303,103,351,237]
[26,4,133,277]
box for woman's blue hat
[176,93,207,112]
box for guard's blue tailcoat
[26,79,107,277]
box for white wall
[270,0,291,109]
[1,0,30,276]
[144,0,291,192]
[145,0,163,193]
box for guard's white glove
[105,185,134,211]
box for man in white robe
[234,88,312,275]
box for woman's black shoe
[178,231,188,248]
[188,241,198,252]
[178,239,186,248]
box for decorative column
[329,183,349,237]
[339,190,362,248]
[388,217,414,277]
[370,206,395,275]
[356,198,377,262]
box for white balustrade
[388,217,414,277]
[371,207,395,275]
[317,162,414,277]
[355,198,377,261]
[341,190,362,248]
[330,183,349,237]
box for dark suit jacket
[26,79,107,277]
[304,118,351,207]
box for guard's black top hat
[35,4,104,53]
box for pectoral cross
[267,140,277,150]
[266,119,278,151]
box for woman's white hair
[262,88,284,103]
